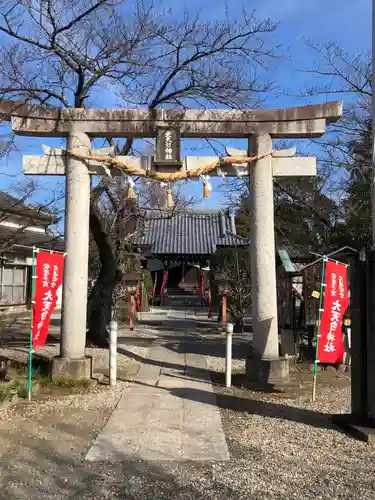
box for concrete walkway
[86,309,229,462]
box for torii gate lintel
[0,99,343,138]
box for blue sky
[0,0,371,220]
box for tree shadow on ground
[126,378,337,433]
[0,413,240,500]
[116,341,344,437]
[0,388,368,500]
[117,336,184,346]
[117,346,185,372]
[163,338,252,360]
[118,332,251,362]
[0,313,61,348]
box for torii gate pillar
[248,134,279,358]
[246,133,290,383]
[53,129,92,378]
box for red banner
[317,260,349,364]
[32,251,65,350]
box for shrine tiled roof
[135,211,248,257]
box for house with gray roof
[0,191,64,313]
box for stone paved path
[86,309,229,462]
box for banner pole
[28,246,37,402]
[312,256,327,402]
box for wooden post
[136,280,142,312]
[129,294,136,331]
[160,269,168,306]
[222,295,227,330]
[207,287,212,319]
[200,268,205,307]
[152,272,157,308]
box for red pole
[222,295,227,330]
[129,294,136,331]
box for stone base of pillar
[331,414,375,444]
[246,356,290,385]
[51,356,92,380]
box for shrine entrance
[160,265,199,290]
[0,98,343,382]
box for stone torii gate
[0,99,342,380]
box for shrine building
[134,210,248,302]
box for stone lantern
[216,272,230,330]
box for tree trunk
[234,315,244,333]
[86,208,121,347]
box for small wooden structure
[276,246,357,359]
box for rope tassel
[127,177,136,200]
[167,186,174,209]
[202,175,212,198]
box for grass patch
[38,376,91,389]
[0,371,91,405]
[17,385,28,399]
[0,388,9,403]
[0,359,92,403]
[0,378,27,402]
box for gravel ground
[0,376,373,500]
[0,311,161,377]
[196,329,249,373]
[206,352,246,374]
[0,311,374,499]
